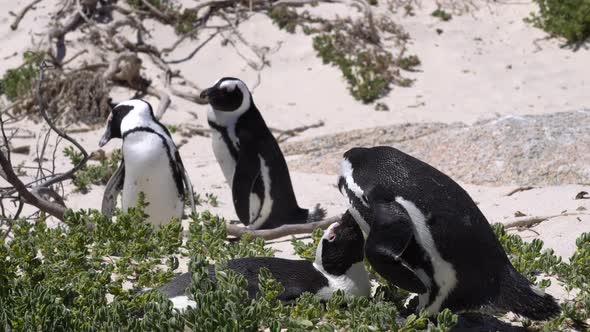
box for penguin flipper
[102,161,125,217]
[365,201,427,294]
[232,149,261,225]
[175,150,196,214]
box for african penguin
[337,146,561,320]
[99,99,194,227]
[151,212,370,311]
[200,77,325,229]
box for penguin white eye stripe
[220,80,237,92]
[340,159,368,207]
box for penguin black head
[337,147,396,232]
[99,99,156,147]
[200,77,252,113]
[315,211,365,276]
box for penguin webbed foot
[306,204,327,223]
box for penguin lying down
[152,212,370,311]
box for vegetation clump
[269,8,419,103]
[528,0,590,45]
[2,198,590,330]
[312,17,419,103]
[0,51,43,101]
[64,147,123,193]
[431,8,452,21]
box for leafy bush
[268,9,417,103]
[431,8,452,21]
[0,51,44,101]
[528,0,590,44]
[493,224,590,329]
[64,147,122,193]
[1,195,184,331]
[3,200,588,330]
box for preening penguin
[200,77,325,229]
[99,99,195,227]
[337,146,561,320]
[152,212,370,311]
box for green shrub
[431,8,452,21]
[313,32,395,103]
[268,7,300,33]
[493,224,590,329]
[0,51,44,101]
[0,196,184,331]
[528,0,590,44]
[64,147,122,193]
[3,204,587,330]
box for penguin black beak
[200,87,213,100]
[99,120,112,148]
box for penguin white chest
[122,133,183,227]
[210,129,237,185]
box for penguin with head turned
[153,212,370,311]
[99,99,194,227]
[200,77,325,230]
[337,146,560,320]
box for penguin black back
[339,146,560,319]
[152,213,368,308]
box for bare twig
[36,61,90,189]
[275,121,325,143]
[146,87,171,119]
[503,212,586,229]
[226,216,339,240]
[0,150,66,221]
[505,186,535,197]
[10,0,43,31]
[141,0,171,22]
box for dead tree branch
[503,212,586,229]
[35,61,90,189]
[226,215,340,240]
[10,0,43,31]
[505,186,535,197]
[0,150,66,221]
[274,121,325,143]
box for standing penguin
[337,146,560,320]
[200,77,324,229]
[152,212,370,311]
[99,99,195,227]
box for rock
[281,110,590,186]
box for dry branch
[10,0,43,31]
[505,186,535,197]
[0,150,66,221]
[226,215,340,240]
[35,62,90,189]
[503,212,586,229]
[274,121,325,142]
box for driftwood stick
[146,87,171,119]
[226,216,340,240]
[503,212,586,229]
[505,186,535,197]
[275,121,325,142]
[10,0,43,31]
[141,0,170,22]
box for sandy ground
[1,0,589,305]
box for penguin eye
[327,232,336,242]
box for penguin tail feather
[307,204,327,223]
[497,267,561,321]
